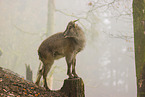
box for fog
[0,0,136,97]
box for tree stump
[25,64,33,81]
[60,77,85,97]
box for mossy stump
[60,77,85,97]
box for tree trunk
[133,0,145,97]
[60,78,85,97]
[46,0,55,36]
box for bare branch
[55,9,87,20]
[13,24,39,35]
[103,31,134,40]
[88,0,117,12]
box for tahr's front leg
[66,54,73,79]
[72,57,78,78]
[67,63,73,79]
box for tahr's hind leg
[35,67,43,86]
[42,58,54,90]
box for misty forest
[0,0,145,97]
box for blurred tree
[0,48,2,56]
[46,0,55,36]
[133,0,145,97]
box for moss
[133,0,145,97]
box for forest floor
[0,67,67,97]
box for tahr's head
[63,19,79,38]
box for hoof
[46,88,50,91]
[73,74,79,78]
[45,86,50,91]
[35,82,39,86]
[68,77,73,79]
[74,75,79,78]
[68,75,73,79]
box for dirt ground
[0,67,67,97]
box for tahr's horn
[73,19,79,23]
